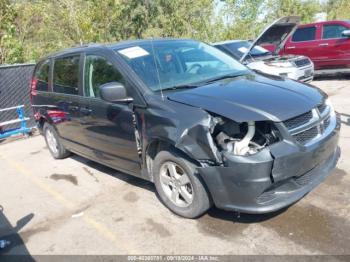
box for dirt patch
[19,205,92,243]
[262,204,350,254]
[146,218,171,237]
[123,192,139,203]
[30,150,41,155]
[20,225,50,243]
[82,167,99,182]
[72,205,91,215]
[114,217,124,222]
[197,209,250,240]
[324,167,347,186]
[327,86,346,96]
[50,174,78,186]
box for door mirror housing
[99,82,133,103]
[342,30,350,37]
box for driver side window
[84,55,124,98]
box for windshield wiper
[156,72,248,92]
[159,83,200,92]
[202,72,247,85]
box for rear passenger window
[35,60,50,91]
[84,55,123,98]
[53,56,80,95]
[292,27,316,42]
[322,24,348,39]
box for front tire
[153,149,211,218]
[43,123,70,159]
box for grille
[293,126,319,144]
[283,102,334,146]
[318,103,327,115]
[283,111,313,130]
[256,190,276,203]
[294,170,315,186]
[294,58,311,68]
[324,116,331,130]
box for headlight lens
[325,98,335,114]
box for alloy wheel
[159,161,194,208]
[46,129,59,155]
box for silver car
[213,16,314,83]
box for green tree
[0,0,23,64]
[215,0,322,42]
[266,0,321,23]
[327,0,350,20]
[0,0,326,64]
[218,0,268,40]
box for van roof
[38,38,195,62]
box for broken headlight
[213,118,280,156]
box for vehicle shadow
[313,74,350,81]
[205,206,288,223]
[0,205,35,260]
[71,154,290,222]
[70,154,155,193]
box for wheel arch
[145,138,201,182]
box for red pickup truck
[280,20,350,74]
[262,20,350,75]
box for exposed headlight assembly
[213,118,281,156]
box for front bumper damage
[196,115,341,214]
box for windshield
[223,41,271,59]
[114,40,249,91]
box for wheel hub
[159,161,194,208]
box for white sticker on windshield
[118,46,149,59]
[254,46,268,52]
[238,47,248,53]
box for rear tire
[153,149,211,218]
[43,123,70,159]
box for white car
[213,17,314,83]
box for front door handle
[69,106,79,112]
[80,107,92,115]
[286,46,296,49]
[319,43,329,46]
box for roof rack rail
[73,42,101,48]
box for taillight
[30,77,38,101]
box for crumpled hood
[167,74,326,122]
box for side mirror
[99,82,133,103]
[342,30,350,37]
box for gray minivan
[31,39,340,218]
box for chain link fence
[0,64,36,130]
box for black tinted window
[35,60,50,91]
[53,56,80,95]
[292,27,316,42]
[323,24,348,39]
[84,55,123,98]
